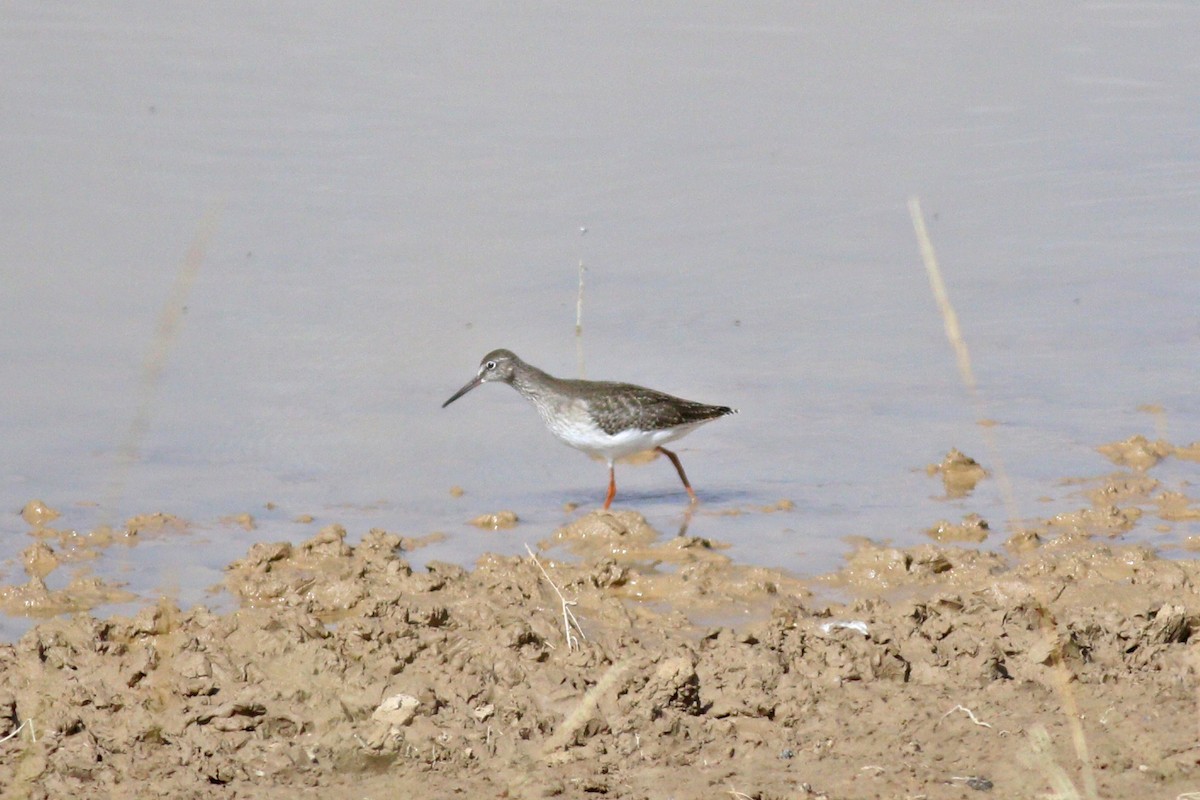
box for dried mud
[2,447,1200,799]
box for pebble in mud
[373,693,421,727]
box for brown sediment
[469,510,519,529]
[712,498,796,516]
[1156,491,1200,522]
[925,448,988,498]
[925,513,990,543]
[4,433,1200,799]
[0,574,138,617]
[1029,504,1143,540]
[1083,471,1161,506]
[124,512,189,537]
[23,512,191,565]
[1097,434,1173,470]
[219,513,257,531]
[20,500,60,527]
[0,506,1196,799]
[0,541,136,617]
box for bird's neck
[510,361,565,403]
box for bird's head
[442,349,521,407]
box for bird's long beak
[442,374,483,408]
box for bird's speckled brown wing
[581,381,735,436]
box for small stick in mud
[525,544,586,651]
[1020,725,1084,800]
[0,718,35,744]
[540,659,632,756]
[938,704,993,729]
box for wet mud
[1,441,1199,799]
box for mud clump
[1096,434,1199,470]
[926,513,990,543]
[469,510,519,529]
[0,512,1198,799]
[926,448,988,498]
[0,541,136,617]
[20,500,60,527]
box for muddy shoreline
[2,443,1199,799]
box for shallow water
[2,4,1198,634]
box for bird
[442,349,735,509]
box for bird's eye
[485,360,497,370]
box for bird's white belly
[538,401,695,463]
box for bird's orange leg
[603,464,617,510]
[656,446,698,504]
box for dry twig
[525,543,586,650]
[938,704,993,729]
[0,719,35,744]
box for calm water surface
[2,4,1197,636]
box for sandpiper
[442,349,736,509]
